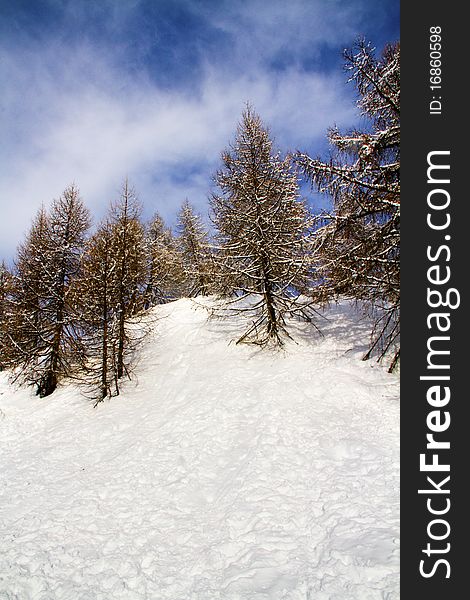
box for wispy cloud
[0,0,399,261]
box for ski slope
[0,298,399,599]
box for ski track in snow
[0,299,399,599]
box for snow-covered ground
[0,298,399,599]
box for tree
[108,179,147,380]
[7,186,90,395]
[211,107,312,346]
[5,207,50,373]
[0,261,12,371]
[72,221,118,402]
[176,200,213,297]
[143,213,184,307]
[73,181,148,402]
[296,41,400,371]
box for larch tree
[73,221,118,402]
[0,261,12,371]
[176,200,213,297]
[296,41,400,371]
[211,107,313,346]
[8,186,90,396]
[6,206,50,373]
[108,179,147,381]
[143,213,184,307]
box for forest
[0,40,400,403]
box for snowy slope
[0,298,399,600]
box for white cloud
[0,3,363,261]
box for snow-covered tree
[0,261,12,371]
[73,181,148,402]
[5,207,50,373]
[176,200,213,297]
[296,41,400,371]
[108,180,147,380]
[143,213,184,307]
[72,221,119,402]
[211,107,313,346]
[8,186,90,396]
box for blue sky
[0,0,399,262]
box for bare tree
[296,41,400,371]
[211,107,313,346]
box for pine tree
[211,107,312,346]
[143,213,184,307]
[296,41,400,370]
[176,200,213,297]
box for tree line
[0,40,400,402]
[0,183,212,401]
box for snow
[0,298,399,599]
